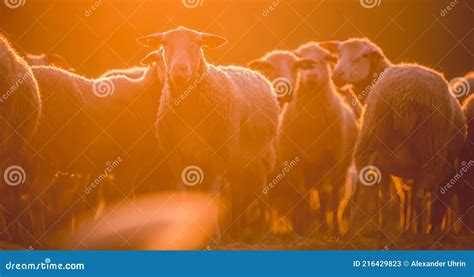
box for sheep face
[321,39,383,87]
[293,43,337,87]
[138,27,227,89]
[248,51,315,105]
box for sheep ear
[137,33,164,48]
[140,49,164,66]
[319,41,341,54]
[295,59,316,70]
[200,33,227,48]
[248,59,270,71]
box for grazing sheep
[0,36,42,242]
[26,50,166,241]
[331,39,466,234]
[100,66,147,79]
[138,26,280,238]
[457,95,474,231]
[257,43,358,235]
[23,53,74,71]
[451,71,474,103]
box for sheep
[253,44,358,235]
[320,39,392,105]
[0,36,42,242]
[137,26,280,238]
[100,66,147,79]
[23,53,74,71]
[328,38,466,234]
[24,49,166,242]
[457,94,474,231]
[248,50,310,108]
[451,71,474,103]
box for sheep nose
[171,65,192,82]
[174,65,190,75]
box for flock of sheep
[0,26,473,249]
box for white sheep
[100,66,147,79]
[0,35,42,242]
[327,38,466,234]
[26,50,166,240]
[248,50,313,108]
[252,44,358,235]
[138,26,280,238]
[320,38,391,105]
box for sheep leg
[457,183,474,231]
[288,171,310,236]
[429,189,451,234]
[227,168,264,240]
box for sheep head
[248,50,315,106]
[293,42,337,87]
[137,26,227,88]
[320,38,389,87]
